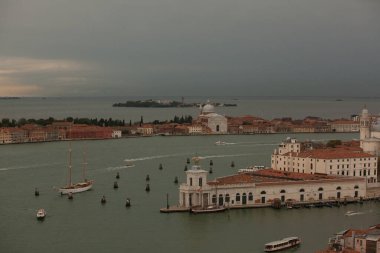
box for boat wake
[124,153,189,162]
[106,165,136,171]
[228,142,278,146]
[345,210,367,216]
[199,153,256,159]
[0,162,61,172]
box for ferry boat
[264,237,301,252]
[36,209,46,220]
[238,165,265,173]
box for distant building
[179,160,366,208]
[318,224,380,253]
[136,125,154,136]
[187,124,203,135]
[331,120,360,133]
[0,128,27,144]
[197,101,227,134]
[360,107,380,155]
[112,130,122,138]
[271,138,379,188]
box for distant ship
[59,144,94,195]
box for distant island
[112,99,237,108]
[0,97,20,100]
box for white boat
[238,165,265,173]
[124,160,136,168]
[215,141,227,145]
[59,144,94,195]
[190,205,226,214]
[36,209,46,220]
[264,237,301,252]
[345,210,362,216]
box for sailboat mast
[82,144,87,182]
[68,143,72,186]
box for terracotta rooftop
[207,169,358,186]
[282,149,374,159]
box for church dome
[202,103,215,114]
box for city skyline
[1,0,380,97]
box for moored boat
[264,237,301,252]
[190,205,226,214]
[36,209,46,220]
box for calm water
[1,133,379,253]
[0,96,380,122]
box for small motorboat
[215,141,227,146]
[36,209,46,220]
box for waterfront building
[136,124,154,136]
[187,124,203,135]
[196,101,227,134]
[330,120,360,133]
[0,127,27,144]
[318,224,380,253]
[360,107,380,155]
[271,138,379,188]
[179,159,365,208]
[112,130,122,138]
[67,125,114,139]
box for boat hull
[59,181,94,194]
[191,206,226,214]
[36,209,46,220]
[264,238,301,252]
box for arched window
[248,192,253,201]
[318,187,323,191]
[299,188,305,192]
[189,178,192,186]
[260,191,266,195]
[280,189,286,193]
[199,178,203,187]
[225,194,230,203]
[336,186,341,190]
[236,193,241,202]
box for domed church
[360,106,380,155]
[197,101,227,134]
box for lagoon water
[1,96,380,122]
[1,132,379,253]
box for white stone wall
[207,115,227,134]
[179,177,366,208]
[272,153,378,187]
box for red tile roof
[282,149,374,159]
[207,169,362,186]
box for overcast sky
[0,0,379,97]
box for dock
[159,206,190,213]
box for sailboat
[59,144,94,195]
